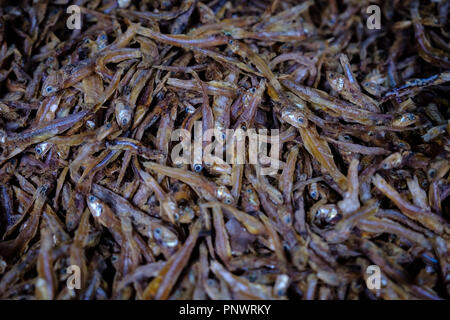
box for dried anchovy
[0,0,449,301]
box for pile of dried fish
[0,0,449,300]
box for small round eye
[86,120,96,129]
[250,88,256,93]
[247,188,252,193]
[228,40,233,45]
[106,123,112,129]
[84,38,90,44]
[35,147,42,154]
[343,135,350,141]
[194,164,202,172]
[382,163,389,169]
[174,213,180,221]
[122,118,129,126]
[297,117,304,123]
[100,34,107,40]
[284,216,291,224]
[328,72,335,79]
[88,195,96,202]
[428,169,436,178]
[45,86,54,93]
[154,228,161,235]
[224,198,232,204]
[310,191,317,198]
[248,274,257,282]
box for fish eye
[328,72,335,78]
[382,163,389,169]
[247,188,252,193]
[100,34,107,40]
[284,216,291,224]
[428,169,436,178]
[228,40,233,45]
[106,123,112,129]
[310,191,317,198]
[194,164,202,172]
[84,38,90,44]
[122,118,129,126]
[154,228,161,235]
[224,198,232,204]
[297,117,304,123]
[45,86,54,93]
[88,195,96,202]
[250,88,256,93]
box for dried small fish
[0,0,448,302]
